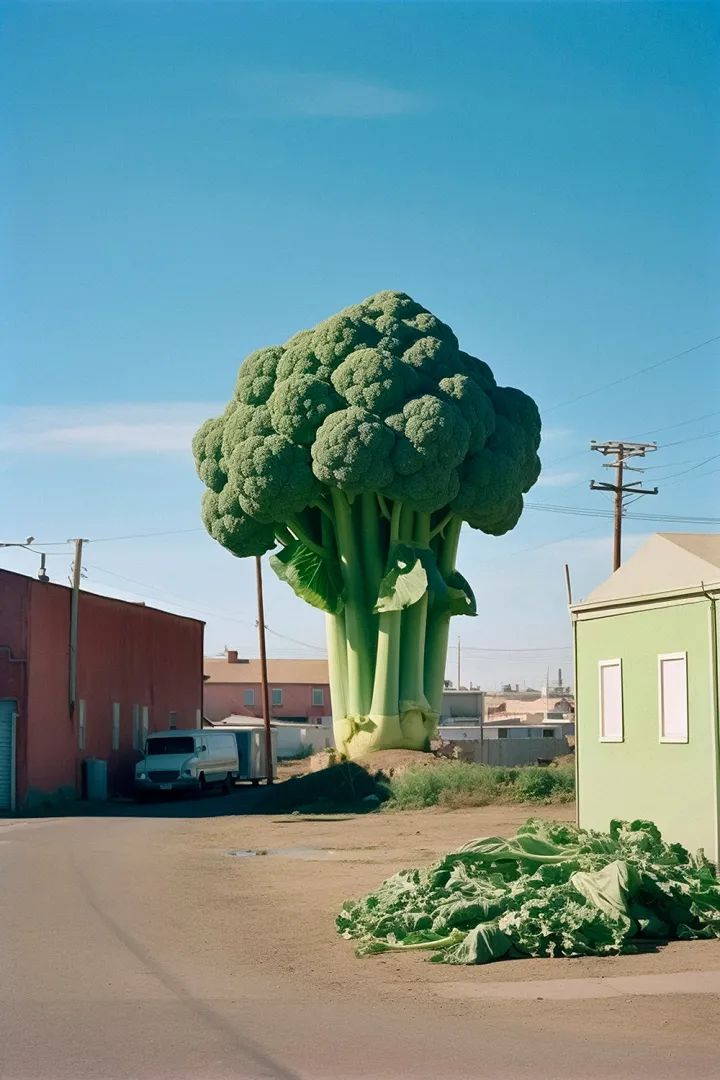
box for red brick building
[0,568,204,810]
[203,651,330,724]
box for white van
[134,729,239,798]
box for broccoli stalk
[193,291,541,758]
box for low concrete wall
[275,724,335,759]
[472,737,570,766]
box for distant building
[439,689,485,724]
[573,532,720,863]
[203,652,330,725]
[0,568,204,811]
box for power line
[542,410,720,470]
[650,452,720,483]
[502,522,606,560]
[34,527,206,547]
[83,562,328,654]
[447,645,571,653]
[659,428,720,450]
[525,502,720,524]
[661,465,720,490]
[544,334,720,414]
[635,409,720,439]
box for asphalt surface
[1,807,719,1080]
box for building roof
[204,655,329,685]
[580,533,720,607]
[0,567,205,626]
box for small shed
[572,533,720,863]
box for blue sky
[2,1,718,689]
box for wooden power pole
[68,538,86,714]
[590,441,658,571]
[254,555,274,784]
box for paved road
[1,811,718,1080]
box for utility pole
[590,441,658,571]
[68,538,86,714]
[254,556,274,784]
[457,636,461,691]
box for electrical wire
[83,562,328,654]
[542,411,720,471]
[525,502,720,523]
[650,453,720,483]
[544,334,720,414]
[635,410,720,439]
[33,527,206,547]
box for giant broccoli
[193,292,541,758]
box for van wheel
[222,773,233,795]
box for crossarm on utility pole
[589,441,658,572]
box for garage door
[0,700,16,811]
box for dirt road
[2,799,719,1079]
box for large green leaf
[270,539,346,614]
[445,569,477,617]
[418,553,477,618]
[374,543,428,613]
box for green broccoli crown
[194,290,541,552]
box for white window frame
[243,688,255,707]
[271,688,283,706]
[112,703,120,751]
[312,688,324,707]
[598,659,624,743]
[658,652,689,744]
[169,710,177,730]
[78,699,86,751]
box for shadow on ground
[3,763,392,820]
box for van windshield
[146,737,195,756]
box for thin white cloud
[236,70,427,119]
[0,403,223,456]
[541,427,574,443]
[535,471,582,487]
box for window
[497,729,508,739]
[312,688,324,706]
[599,660,623,742]
[543,728,555,739]
[142,706,149,743]
[78,699,86,750]
[659,653,688,743]
[146,736,195,755]
[272,688,283,706]
[132,704,140,749]
[169,711,177,730]
[112,703,120,750]
[243,688,255,707]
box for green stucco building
[572,533,720,864]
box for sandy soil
[164,801,720,1045]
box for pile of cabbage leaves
[337,819,720,964]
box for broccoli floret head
[194,290,541,554]
[201,490,276,557]
[228,434,321,523]
[312,406,395,494]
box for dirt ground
[165,801,720,1044]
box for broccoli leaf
[270,539,346,614]
[445,569,477,616]
[374,543,428,613]
[418,553,477,617]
